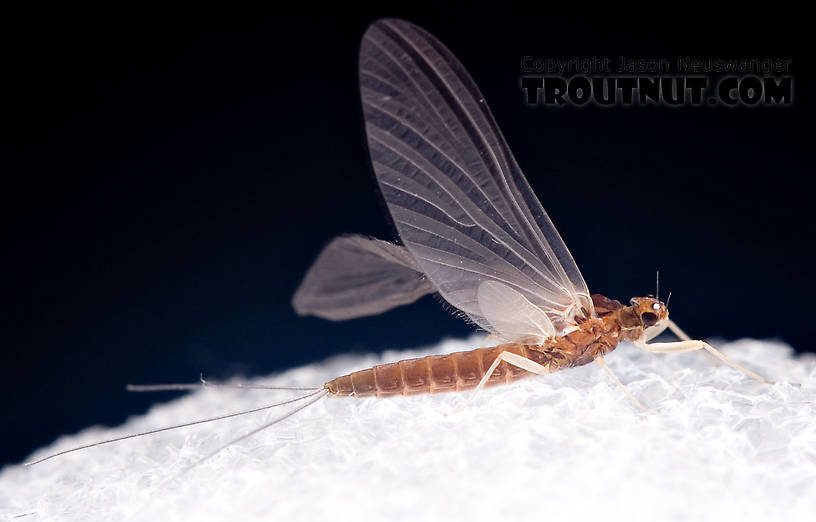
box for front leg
[634,338,774,384]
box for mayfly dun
[26,18,773,467]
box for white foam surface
[2,336,815,522]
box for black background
[4,7,812,466]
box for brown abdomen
[323,344,554,398]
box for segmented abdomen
[323,343,558,397]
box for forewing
[359,19,592,338]
[292,235,435,321]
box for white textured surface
[2,337,815,522]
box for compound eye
[652,303,660,311]
[640,312,658,327]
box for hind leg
[447,351,551,415]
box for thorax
[528,314,622,370]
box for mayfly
[27,18,772,467]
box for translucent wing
[359,19,593,340]
[292,235,435,320]
[477,281,555,344]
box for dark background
[3,8,812,466]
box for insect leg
[448,351,550,415]
[644,322,669,341]
[594,356,656,413]
[664,319,724,362]
[635,339,774,384]
[666,319,692,341]
[648,319,723,365]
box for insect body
[324,295,661,398]
[292,18,771,409]
[27,18,771,467]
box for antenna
[665,291,672,308]
[656,270,660,301]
